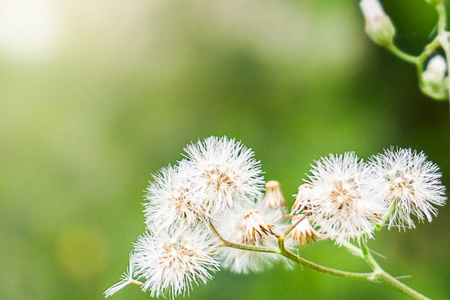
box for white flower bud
[421,55,448,99]
[422,55,447,84]
[360,0,395,46]
[262,181,287,211]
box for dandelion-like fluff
[183,136,264,214]
[369,148,447,229]
[107,227,220,299]
[300,153,386,245]
[144,163,208,231]
[106,136,447,300]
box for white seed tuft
[302,152,386,245]
[369,148,447,229]
[182,136,265,214]
[133,227,220,299]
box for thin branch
[360,239,430,300]
[341,241,364,258]
[208,219,280,254]
[281,248,373,280]
[280,214,306,239]
[385,43,420,64]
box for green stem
[435,3,446,34]
[375,3,449,100]
[385,43,420,64]
[280,246,372,280]
[277,235,372,280]
[209,217,371,279]
[342,241,364,257]
[383,203,396,224]
[360,239,430,300]
[377,272,430,300]
[219,241,280,254]
[360,239,382,271]
[209,216,430,299]
[374,203,396,232]
[435,3,450,102]
[418,37,442,63]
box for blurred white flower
[132,228,220,299]
[304,153,386,245]
[213,201,286,273]
[359,0,395,45]
[369,148,446,229]
[183,136,264,214]
[423,55,447,81]
[421,55,447,91]
[144,163,208,232]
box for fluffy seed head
[133,228,220,299]
[303,153,386,245]
[144,164,208,232]
[183,136,264,214]
[369,148,447,229]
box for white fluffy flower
[144,163,208,232]
[369,148,446,229]
[183,136,264,214]
[133,227,220,299]
[304,153,386,245]
[213,201,286,273]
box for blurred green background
[0,0,449,299]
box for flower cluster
[292,149,446,245]
[105,137,446,298]
[105,136,286,298]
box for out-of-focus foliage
[0,0,448,299]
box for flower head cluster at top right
[293,148,446,245]
[368,148,446,229]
